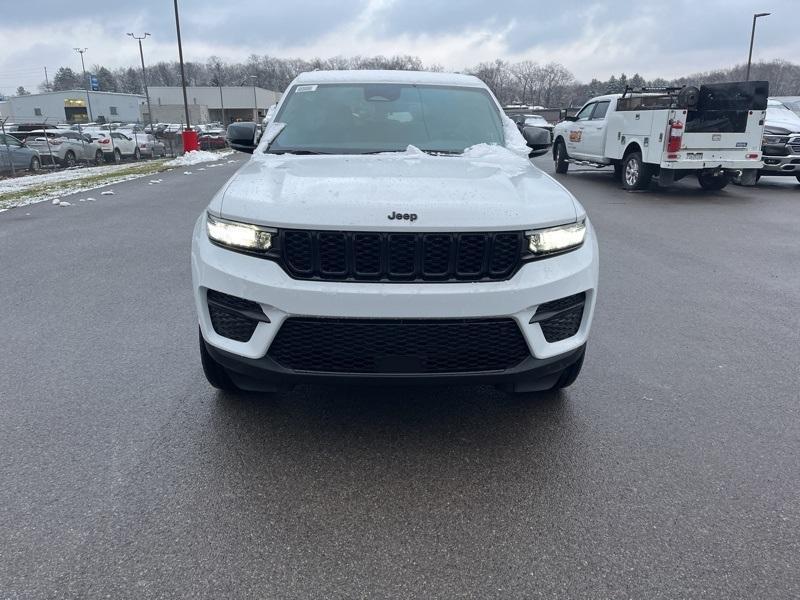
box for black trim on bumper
[203,338,586,393]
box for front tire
[621,152,652,191]
[554,140,569,174]
[63,150,76,168]
[698,172,730,191]
[29,156,41,172]
[113,148,121,164]
[199,329,239,392]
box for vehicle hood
[214,145,580,231]
[766,108,800,133]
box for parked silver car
[130,132,167,158]
[13,129,104,167]
[0,133,42,174]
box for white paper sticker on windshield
[295,85,318,93]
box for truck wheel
[199,329,239,392]
[621,152,652,190]
[554,140,569,174]
[698,172,730,191]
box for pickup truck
[196,70,598,395]
[752,99,800,183]
[552,82,769,191]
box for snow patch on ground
[0,161,170,210]
[1,163,149,197]
[165,149,234,167]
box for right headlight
[526,220,586,256]
[206,212,274,253]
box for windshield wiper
[267,149,330,155]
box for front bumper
[205,337,586,392]
[760,153,800,175]
[192,214,599,380]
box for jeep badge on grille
[387,211,418,221]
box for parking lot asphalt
[0,154,798,599]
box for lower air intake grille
[534,292,586,343]
[207,290,263,342]
[268,318,530,374]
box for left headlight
[206,212,274,253]
[762,134,784,145]
[526,220,586,256]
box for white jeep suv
[192,70,599,394]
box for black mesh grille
[268,318,530,374]
[207,290,262,342]
[535,293,586,343]
[279,230,523,282]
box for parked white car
[89,131,140,163]
[13,129,105,167]
[193,70,598,395]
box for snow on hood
[213,144,580,232]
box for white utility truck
[552,82,769,191]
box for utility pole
[127,32,153,130]
[44,66,49,90]
[73,48,93,122]
[173,0,191,130]
[746,12,771,81]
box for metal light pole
[250,75,258,123]
[73,48,93,122]
[173,0,191,129]
[746,12,770,81]
[127,32,153,130]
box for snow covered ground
[0,149,235,211]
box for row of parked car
[0,124,171,175]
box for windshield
[268,83,504,154]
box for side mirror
[522,126,552,157]
[226,122,259,154]
[563,115,578,122]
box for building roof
[9,90,145,99]
[291,70,485,88]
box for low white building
[147,86,281,125]
[3,90,145,125]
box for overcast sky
[1,0,796,95]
